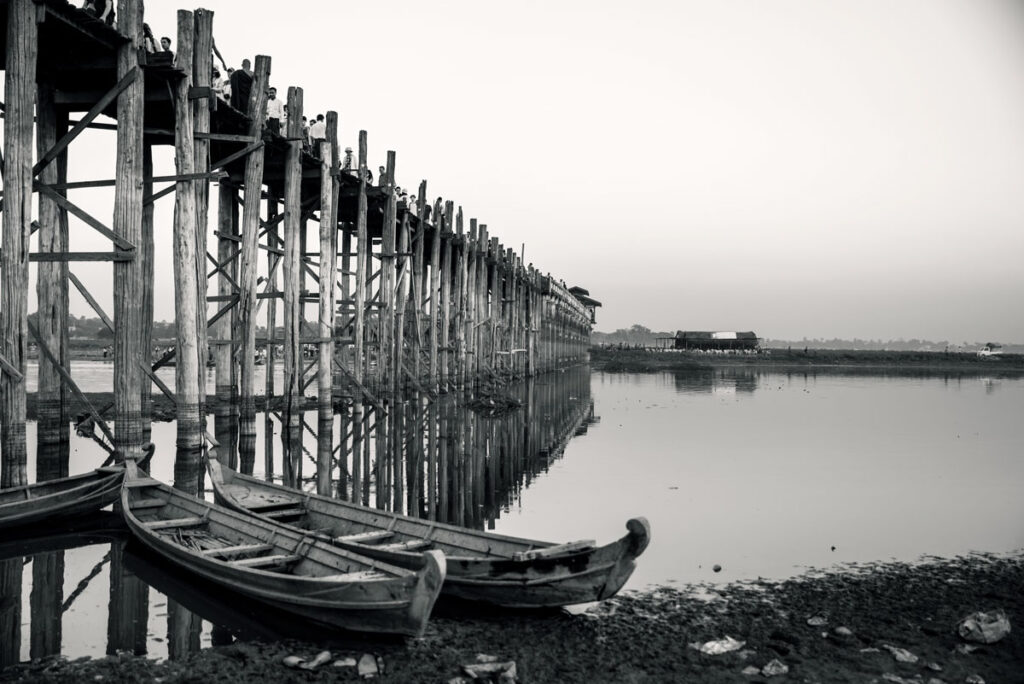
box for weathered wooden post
[465,219,478,390]
[453,209,465,391]
[354,131,369,380]
[235,56,270,466]
[35,83,70,470]
[394,213,411,396]
[112,0,146,465]
[141,143,155,442]
[380,152,397,392]
[428,201,442,392]
[214,183,238,460]
[316,129,336,496]
[282,86,304,486]
[411,184,426,383]
[172,11,203,492]
[193,9,213,424]
[440,202,453,390]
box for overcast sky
[19,0,1024,342]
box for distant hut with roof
[674,331,760,351]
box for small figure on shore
[309,114,327,156]
[229,59,253,112]
[265,87,285,135]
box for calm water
[4,366,1022,663]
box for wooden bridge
[0,0,597,491]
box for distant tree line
[592,324,1022,353]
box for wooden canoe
[120,462,445,637]
[0,467,124,528]
[207,458,651,607]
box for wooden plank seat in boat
[143,516,205,530]
[228,553,300,568]
[124,478,162,488]
[129,497,165,510]
[377,539,433,552]
[263,508,305,520]
[200,543,274,557]
[319,570,390,581]
[334,530,394,544]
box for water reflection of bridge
[0,366,595,664]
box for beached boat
[207,458,651,607]
[0,467,124,528]
[120,462,445,636]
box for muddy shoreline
[590,347,1024,376]
[2,554,1021,683]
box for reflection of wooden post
[36,83,70,469]
[235,56,270,469]
[172,12,202,493]
[106,542,148,657]
[316,134,336,496]
[0,560,23,667]
[283,87,305,486]
[30,551,64,658]
[263,196,278,478]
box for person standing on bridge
[342,147,355,174]
[229,59,254,112]
[265,87,285,135]
[309,114,327,157]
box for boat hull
[207,458,650,607]
[121,468,445,637]
[0,468,124,528]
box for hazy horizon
[10,0,1024,343]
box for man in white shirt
[265,87,285,135]
[309,114,327,157]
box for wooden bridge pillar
[1,0,38,486]
[193,10,214,428]
[35,83,70,474]
[282,86,305,485]
[440,202,454,391]
[455,208,467,392]
[235,56,270,466]
[316,124,337,496]
[428,201,442,392]
[172,10,203,491]
[112,0,145,464]
[380,151,397,393]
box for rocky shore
[3,553,1021,683]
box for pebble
[807,616,828,627]
[925,662,943,672]
[741,665,761,676]
[834,626,853,637]
[882,644,919,664]
[761,659,789,677]
[965,676,985,684]
[334,658,358,668]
